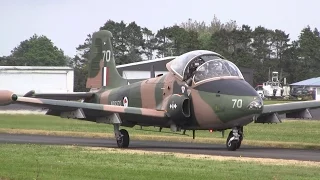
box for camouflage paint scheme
[1,30,320,151]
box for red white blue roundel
[123,97,128,107]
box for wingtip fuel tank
[0,90,17,105]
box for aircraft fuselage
[86,72,263,130]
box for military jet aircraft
[1,30,320,151]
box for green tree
[179,16,237,50]
[155,27,173,57]
[224,25,254,67]
[76,20,145,65]
[154,25,200,57]
[295,26,320,79]
[71,55,89,92]
[0,56,10,65]
[142,27,157,60]
[99,20,144,64]
[183,30,201,52]
[283,41,301,83]
[10,34,67,66]
[208,29,231,57]
[250,26,275,84]
[167,25,188,55]
[76,34,92,63]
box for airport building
[0,66,74,112]
[0,66,74,96]
[116,57,254,86]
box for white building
[0,66,74,96]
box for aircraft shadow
[134,128,190,136]
[127,144,299,152]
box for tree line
[1,16,320,91]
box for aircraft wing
[256,100,320,123]
[12,96,167,118]
[262,101,320,114]
[23,90,94,100]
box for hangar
[116,56,254,86]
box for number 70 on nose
[232,99,243,108]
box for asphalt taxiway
[0,133,319,162]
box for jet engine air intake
[166,94,191,125]
[182,97,191,117]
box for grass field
[0,101,319,179]
[263,100,294,104]
[0,114,320,149]
[0,144,319,180]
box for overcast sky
[1,0,319,57]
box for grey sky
[1,0,318,57]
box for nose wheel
[226,127,243,151]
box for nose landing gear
[226,126,243,151]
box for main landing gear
[226,126,243,151]
[113,124,130,148]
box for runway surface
[0,133,319,162]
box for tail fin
[86,30,127,89]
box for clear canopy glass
[193,59,244,83]
[169,50,243,83]
[169,50,224,78]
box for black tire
[117,129,130,148]
[227,140,238,151]
[226,131,238,151]
[236,135,243,149]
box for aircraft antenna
[150,65,155,78]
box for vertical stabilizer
[86,30,127,89]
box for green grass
[263,100,295,105]
[0,144,319,180]
[0,114,320,149]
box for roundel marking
[123,97,128,107]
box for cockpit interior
[168,50,244,86]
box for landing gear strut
[114,124,130,148]
[226,126,243,151]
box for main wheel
[117,129,130,148]
[226,131,238,151]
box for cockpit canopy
[168,50,244,84]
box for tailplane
[86,30,127,89]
